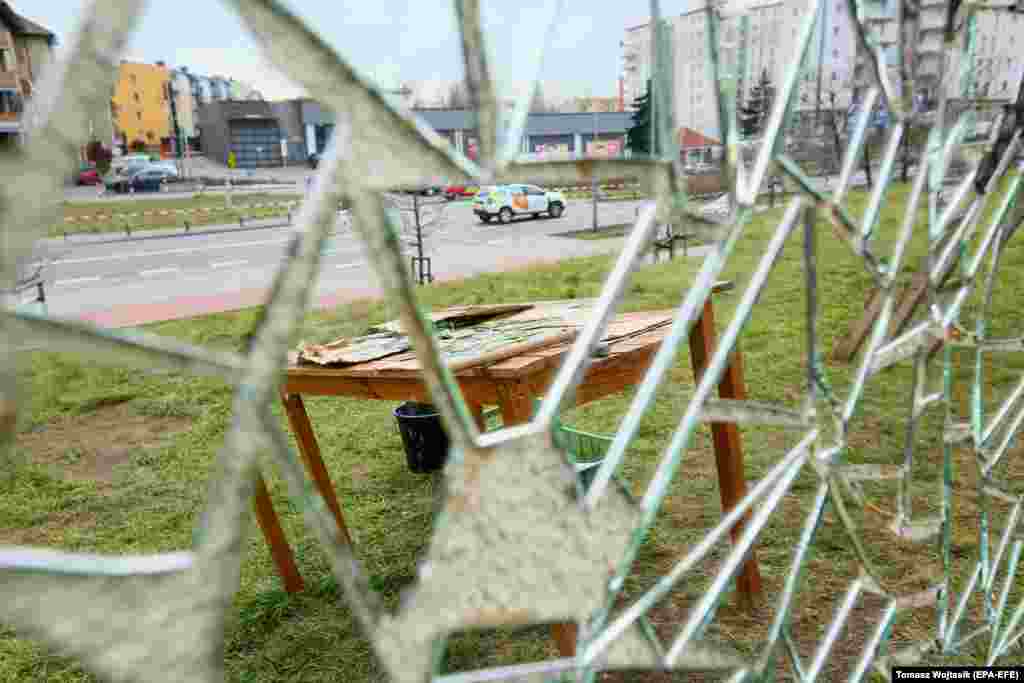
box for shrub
[130,139,148,153]
[86,140,113,175]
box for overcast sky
[22,1,700,101]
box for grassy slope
[4,181,1024,680]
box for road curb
[44,218,299,248]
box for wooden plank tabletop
[287,285,733,383]
[287,309,673,380]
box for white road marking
[52,237,291,265]
[212,259,248,269]
[336,262,360,269]
[140,267,179,277]
[55,276,101,287]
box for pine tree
[626,79,655,156]
[738,68,774,138]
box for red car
[76,164,101,185]
[444,184,480,201]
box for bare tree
[384,192,448,285]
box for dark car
[105,161,152,192]
[129,167,176,192]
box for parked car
[444,184,479,200]
[129,167,177,192]
[111,153,152,172]
[104,164,143,192]
[473,184,565,224]
[684,161,714,174]
[76,163,101,186]
[149,160,180,177]
[104,161,152,192]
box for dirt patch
[17,402,192,486]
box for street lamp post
[592,104,598,232]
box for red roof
[678,127,720,148]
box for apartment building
[912,0,1024,103]
[625,0,1024,145]
[111,61,171,153]
[847,0,1024,143]
[0,2,55,148]
[620,0,881,141]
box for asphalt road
[39,198,656,324]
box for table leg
[253,475,305,593]
[469,403,488,432]
[495,385,533,426]
[688,299,763,609]
[281,392,353,546]
[496,383,578,657]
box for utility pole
[592,103,599,232]
[167,76,183,161]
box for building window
[136,111,142,121]
[0,49,12,73]
[130,73,137,84]
[1004,80,1009,91]
[0,91,23,114]
[133,92,140,103]
[834,25,840,35]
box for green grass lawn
[5,180,1024,680]
[56,193,304,238]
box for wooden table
[252,289,763,655]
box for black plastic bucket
[393,402,449,473]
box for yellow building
[111,60,170,152]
